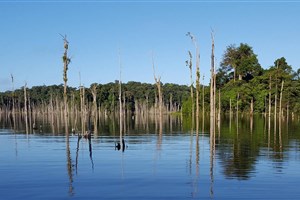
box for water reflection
[66,134,74,196]
[88,136,94,170]
[75,134,81,175]
[75,131,94,173]
[1,112,300,199]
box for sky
[1,0,300,92]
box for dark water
[0,115,300,199]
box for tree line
[217,43,300,115]
[1,43,300,117]
[0,81,191,115]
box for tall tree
[221,43,262,82]
[220,44,238,82]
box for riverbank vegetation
[1,43,300,119]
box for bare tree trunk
[202,75,205,133]
[152,55,163,127]
[274,62,279,135]
[274,86,277,134]
[80,86,86,135]
[169,94,173,113]
[187,51,194,116]
[210,31,216,137]
[195,44,200,132]
[119,52,123,150]
[91,85,98,136]
[187,32,201,126]
[10,74,16,131]
[209,47,216,200]
[279,81,284,119]
[24,82,29,134]
[152,54,163,141]
[237,93,239,131]
[28,92,32,133]
[50,94,55,134]
[233,65,236,82]
[268,75,272,133]
[250,97,254,116]
[214,73,216,130]
[62,35,70,135]
[196,55,200,133]
[238,74,242,81]
[218,89,221,129]
[123,92,126,134]
[229,98,232,130]
[287,103,289,124]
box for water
[0,115,300,199]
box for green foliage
[0,81,190,114]
[1,42,300,116]
[221,43,262,82]
[218,55,300,114]
[181,97,193,115]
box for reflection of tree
[75,134,81,174]
[221,141,257,180]
[217,116,261,180]
[88,137,94,170]
[76,133,94,173]
[66,135,74,196]
[191,121,200,198]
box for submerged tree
[61,34,71,134]
[210,31,216,135]
[187,32,201,126]
[152,55,163,121]
[185,50,194,116]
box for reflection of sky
[0,131,300,199]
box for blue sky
[1,0,300,92]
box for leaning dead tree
[61,34,71,134]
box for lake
[0,114,300,199]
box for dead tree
[61,34,71,134]
[268,75,272,132]
[24,82,29,134]
[152,54,163,135]
[187,32,201,124]
[10,74,16,130]
[186,50,194,116]
[91,84,98,135]
[210,31,216,136]
[119,51,123,149]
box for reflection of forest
[1,113,299,181]
[0,112,185,136]
[216,115,296,180]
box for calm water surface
[0,115,300,199]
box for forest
[1,43,300,117]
